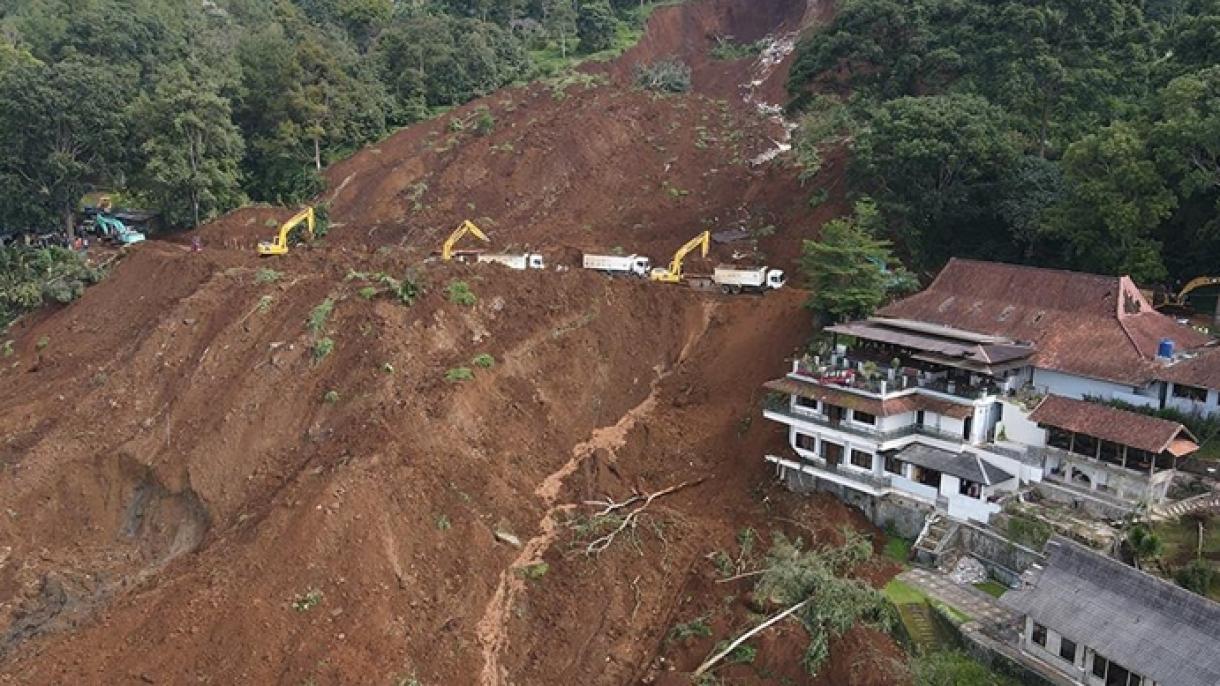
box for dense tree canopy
[788,0,1220,286]
[0,0,651,233]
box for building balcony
[772,452,893,491]
[764,405,966,445]
[792,356,1004,401]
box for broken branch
[583,479,703,555]
[693,598,809,677]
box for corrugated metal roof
[1003,538,1220,686]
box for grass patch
[472,353,495,369]
[445,367,474,383]
[322,390,340,404]
[255,268,281,284]
[434,513,452,531]
[974,580,1008,599]
[883,536,913,565]
[883,579,928,605]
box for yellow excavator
[258,207,315,256]
[1151,275,1220,311]
[650,230,710,283]
[441,220,490,261]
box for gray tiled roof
[1002,537,1220,686]
[894,443,1015,486]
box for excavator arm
[650,231,710,283]
[441,220,490,261]
[1178,276,1220,300]
[258,207,314,256]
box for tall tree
[134,65,245,227]
[0,57,127,238]
[801,199,914,323]
[576,0,615,54]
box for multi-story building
[763,260,1211,526]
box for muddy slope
[0,1,904,684]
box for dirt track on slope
[0,1,908,684]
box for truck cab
[766,269,787,289]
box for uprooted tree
[697,529,896,677]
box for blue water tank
[1158,338,1175,359]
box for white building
[763,260,1209,526]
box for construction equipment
[257,207,314,256]
[649,231,709,283]
[582,253,652,277]
[476,253,545,270]
[93,213,146,245]
[441,220,490,261]
[707,265,786,294]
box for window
[795,433,816,452]
[1092,654,1108,679]
[795,395,819,412]
[958,479,981,499]
[884,454,904,475]
[1031,623,1047,647]
[1093,653,1144,686]
[852,410,876,426]
[1058,637,1077,663]
[1074,433,1098,459]
[1172,383,1208,402]
[850,449,873,470]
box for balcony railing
[765,406,966,445]
[792,356,1002,400]
[792,454,893,490]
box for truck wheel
[731,285,743,295]
[720,284,732,295]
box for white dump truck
[582,253,652,277]
[700,265,786,293]
[477,253,545,270]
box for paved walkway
[898,567,1020,633]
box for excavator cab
[258,207,315,256]
[650,231,710,283]
[441,220,490,261]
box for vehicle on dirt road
[706,265,786,293]
[258,207,314,256]
[650,231,709,284]
[477,253,545,270]
[582,253,652,277]
[93,214,146,245]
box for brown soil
[0,1,902,684]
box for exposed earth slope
[0,1,905,684]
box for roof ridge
[947,258,1126,284]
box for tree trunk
[314,137,322,171]
[63,205,75,242]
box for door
[827,405,844,426]
[963,415,973,441]
[916,410,926,426]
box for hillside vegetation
[0,0,669,230]
[787,0,1220,285]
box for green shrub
[307,298,334,334]
[312,337,334,361]
[472,353,495,369]
[358,286,377,300]
[0,247,103,328]
[35,335,49,350]
[292,589,323,612]
[323,390,340,404]
[710,38,763,61]
[633,59,691,93]
[473,107,496,136]
[435,514,452,531]
[313,203,331,238]
[1175,559,1215,596]
[256,295,273,314]
[1006,514,1053,549]
[667,615,712,643]
[255,268,281,284]
[446,281,477,306]
[515,561,549,580]
[445,367,474,382]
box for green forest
[787,0,1220,286]
[0,0,654,233]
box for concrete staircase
[1151,491,1220,522]
[912,512,960,564]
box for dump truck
[582,254,651,277]
[477,253,545,270]
[689,266,786,294]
